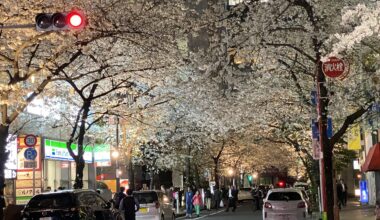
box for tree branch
[329,104,372,147]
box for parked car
[134,190,176,220]
[262,188,308,220]
[237,188,253,201]
[21,189,121,220]
[293,182,310,191]
[96,181,113,202]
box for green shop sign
[44,139,94,163]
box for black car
[21,189,121,220]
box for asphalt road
[178,201,263,220]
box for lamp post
[228,168,235,186]
[253,172,258,186]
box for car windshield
[26,193,74,209]
[268,192,302,201]
[133,192,158,204]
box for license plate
[39,217,52,220]
[139,208,148,213]
[278,214,289,220]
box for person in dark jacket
[119,189,140,220]
[113,187,126,209]
[213,188,221,210]
[185,187,194,218]
[225,185,238,212]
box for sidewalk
[338,199,376,220]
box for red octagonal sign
[322,57,349,79]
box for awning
[361,143,380,172]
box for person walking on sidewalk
[341,179,348,207]
[192,190,203,217]
[214,188,221,210]
[113,186,126,209]
[185,187,194,218]
[119,189,140,220]
[205,187,212,211]
[226,185,237,212]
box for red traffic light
[67,11,84,28]
[35,10,85,32]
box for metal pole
[316,69,327,219]
[116,117,120,191]
[0,24,35,29]
[33,159,35,196]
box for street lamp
[112,150,120,159]
[228,168,235,186]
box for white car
[238,188,253,201]
[134,190,176,220]
[262,188,308,220]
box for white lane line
[177,205,243,220]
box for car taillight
[264,202,272,209]
[155,201,160,209]
[297,202,306,208]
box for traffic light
[35,10,85,32]
[247,175,253,182]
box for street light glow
[112,150,119,158]
[228,169,234,176]
[252,172,258,179]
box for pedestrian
[213,187,221,210]
[179,188,183,208]
[113,186,126,209]
[172,188,177,208]
[337,179,347,208]
[205,187,212,210]
[185,187,194,218]
[119,189,140,220]
[225,185,237,212]
[254,187,263,210]
[0,189,6,220]
[192,190,202,217]
[340,179,348,207]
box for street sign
[24,135,37,147]
[322,57,349,79]
[24,148,37,160]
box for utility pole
[116,117,120,191]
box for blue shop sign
[360,180,369,204]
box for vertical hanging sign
[348,124,361,150]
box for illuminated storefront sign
[360,180,369,204]
[94,144,111,167]
[44,139,93,163]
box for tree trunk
[74,157,85,189]
[194,165,201,189]
[127,161,135,189]
[185,145,191,187]
[213,157,220,189]
[149,170,154,190]
[0,125,9,195]
[74,100,91,189]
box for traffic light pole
[0,24,34,29]
[316,64,327,220]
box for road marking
[177,205,243,219]
[177,209,225,220]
